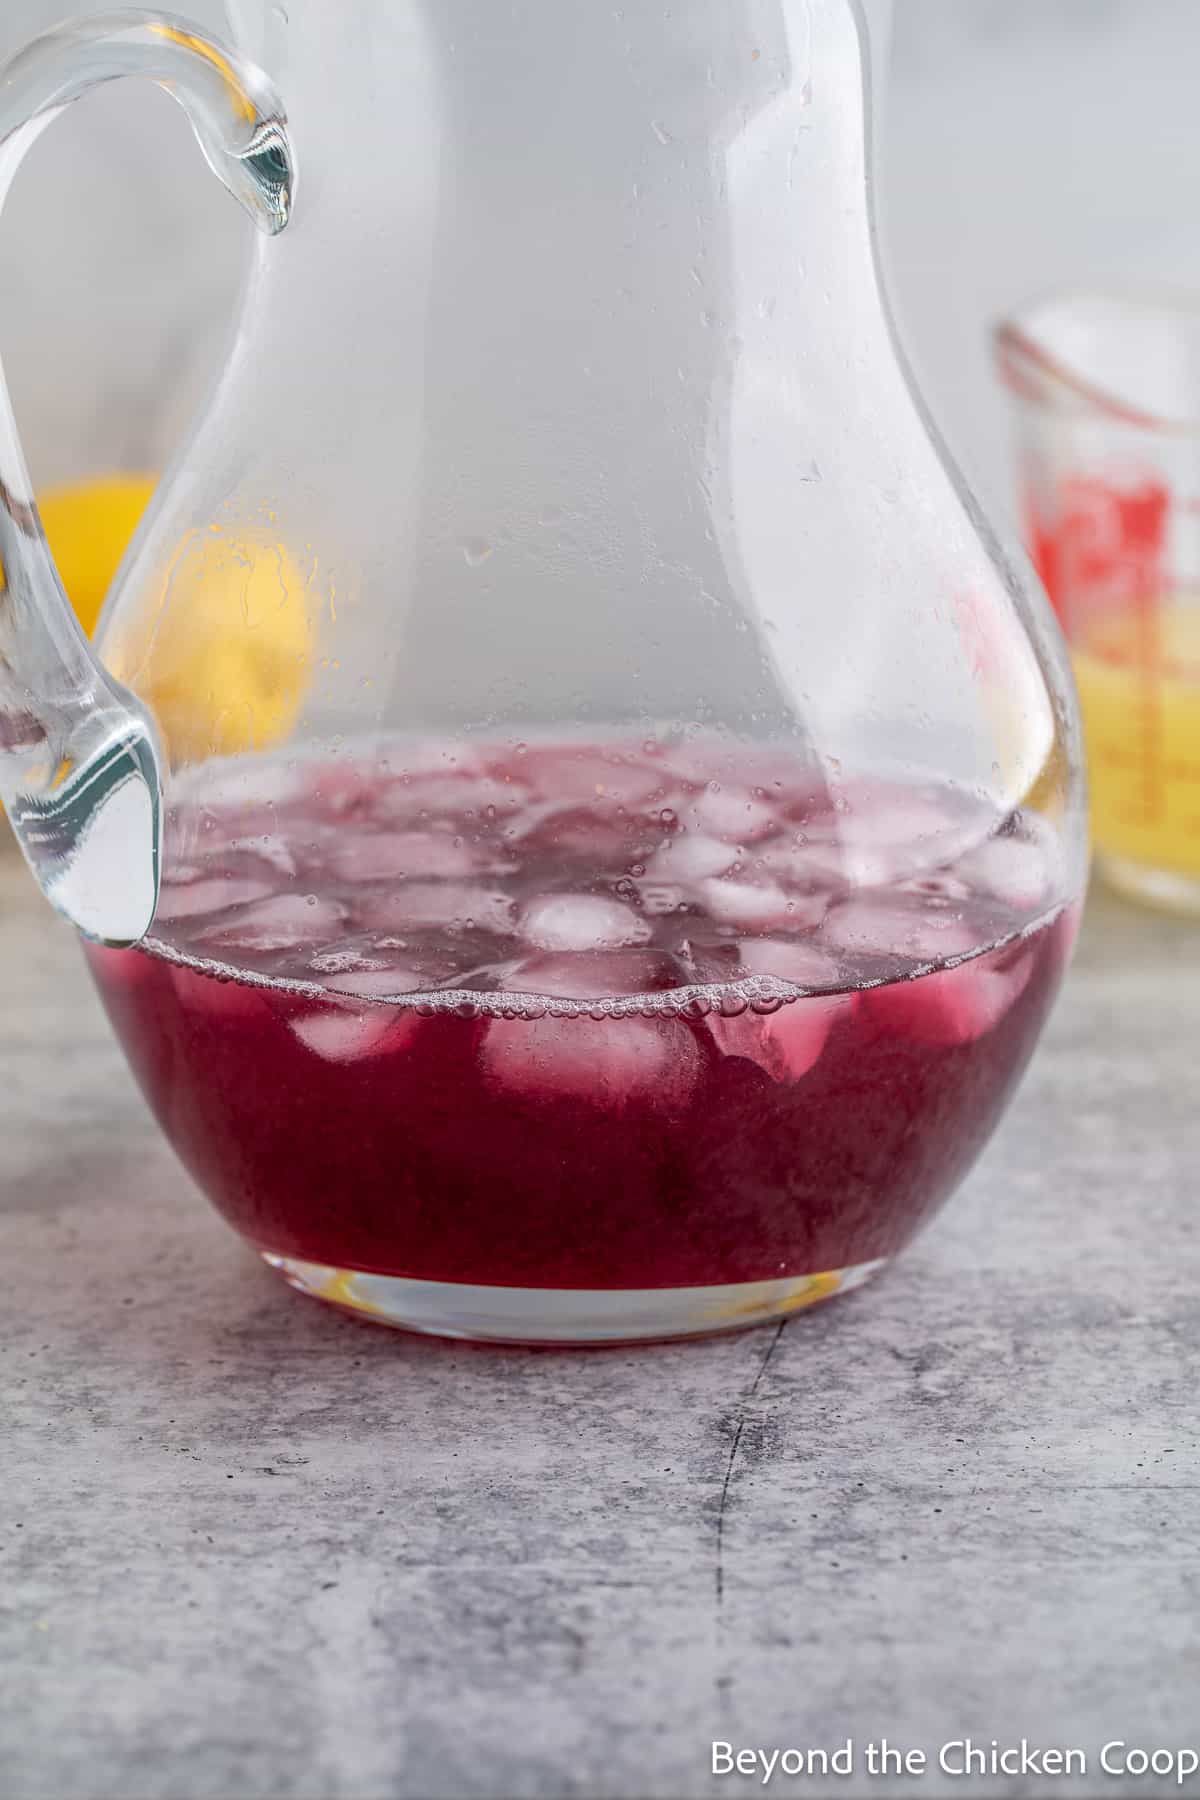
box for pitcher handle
[0,11,294,945]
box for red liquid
[86,738,1076,1290]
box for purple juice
[86,736,1077,1333]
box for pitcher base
[260,1254,886,1344]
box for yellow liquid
[1073,604,1200,878]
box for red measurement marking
[1027,474,1170,826]
[1026,475,1169,630]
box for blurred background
[4,0,1200,522]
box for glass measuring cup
[997,290,1200,915]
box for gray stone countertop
[1,845,1197,1800]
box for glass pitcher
[997,290,1200,917]
[0,0,1086,1343]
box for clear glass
[3,1,1086,1342]
[997,288,1200,916]
[0,12,291,941]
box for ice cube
[821,897,978,966]
[683,786,777,843]
[709,991,852,1082]
[305,764,373,820]
[864,941,1034,1045]
[643,833,739,882]
[753,840,847,892]
[737,938,841,990]
[194,893,347,954]
[499,949,679,1002]
[154,875,276,924]
[811,783,988,888]
[329,829,508,885]
[514,801,664,863]
[516,746,667,807]
[356,884,517,936]
[323,964,430,999]
[480,1010,701,1108]
[226,836,298,879]
[286,999,418,1063]
[697,877,820,933]
[372,775,527,827]
[955,832,1051,912]
[520,894,652,951]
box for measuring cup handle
[0,12,294,944]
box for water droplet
[650,120,673,146]
[800,459,822,483]
[460,538,494,567]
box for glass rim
[994,283,1200,437]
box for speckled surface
[1,846,1197,1800]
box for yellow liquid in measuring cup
[1073,604,1200,879]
